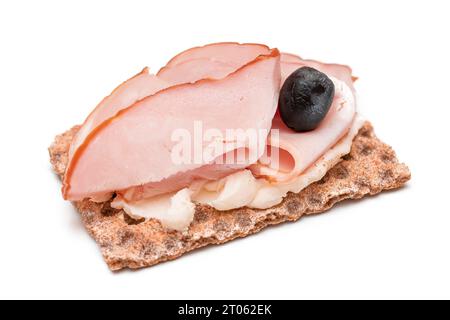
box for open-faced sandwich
[49,42,410,270]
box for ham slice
[69,68,170,159]
[63,48,281,201]
[157,58,236,85]
[71,44,271,161]
[66,43,276,201]
[157,42,272,85]
[161,42,271,69]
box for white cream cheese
[111,188,195,231]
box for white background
[0,0,449,300]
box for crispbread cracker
[49,122,410,270]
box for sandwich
[49,42,410,270]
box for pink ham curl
[63,45,281,201]
[249,60,357,182]
[69,43,273,163]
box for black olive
[279,67,335,132]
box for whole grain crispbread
[49,122,410,270]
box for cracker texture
[49,122,410,270]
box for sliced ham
[67,43,275,196]
[157,42,272,85]
[63,48,281,201]
[68,68,170,159]
[161,42,271,69]
[158,58,236,85]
